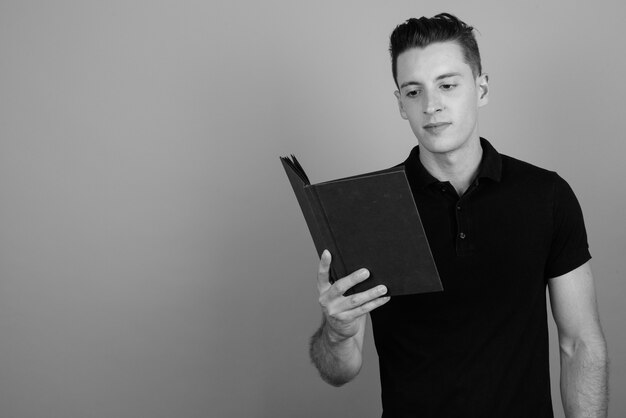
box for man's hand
[317,250,390,342]
[309,250,390,386]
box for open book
[280,155,442,297]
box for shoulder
[495,153,586,224]
[498,153,573,196]
[499,153,557,182]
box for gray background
[0,0,624,417]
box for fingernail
[377,285,387,294]
[359,269,369,278]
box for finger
[337,296,391,322]
[331,268,370,297]
[317,250,332,291]
[342,284,388,311]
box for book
[280,155,443,297]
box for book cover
[281,155,442,297]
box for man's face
[394,41,488,157]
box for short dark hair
[389,13,482,87]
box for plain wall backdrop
[0,1,624,417]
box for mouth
[423,122,451,134]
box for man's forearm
[309,317,363,386]
[560,337,608,417]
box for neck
[418,137,483,196]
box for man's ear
[394,90,408,120]
[477,73,489,107]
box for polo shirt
[370,138,591,418]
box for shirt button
[456,205,462,211]
[459,232,466,239]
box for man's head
[390,14,489,156]
[389,13,482,88]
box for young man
[310,13,608,417]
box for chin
[417,128,480,154]
[417,135,464,155]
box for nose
[423,90,443,115]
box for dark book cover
[280,155,442,297]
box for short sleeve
[545,174,592,279]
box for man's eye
[406,90,421,97]
[441,84,457,90]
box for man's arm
[548,261,609,417]
[309,250,390,386]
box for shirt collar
[403,137,502,189]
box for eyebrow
[399,72,463,89]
